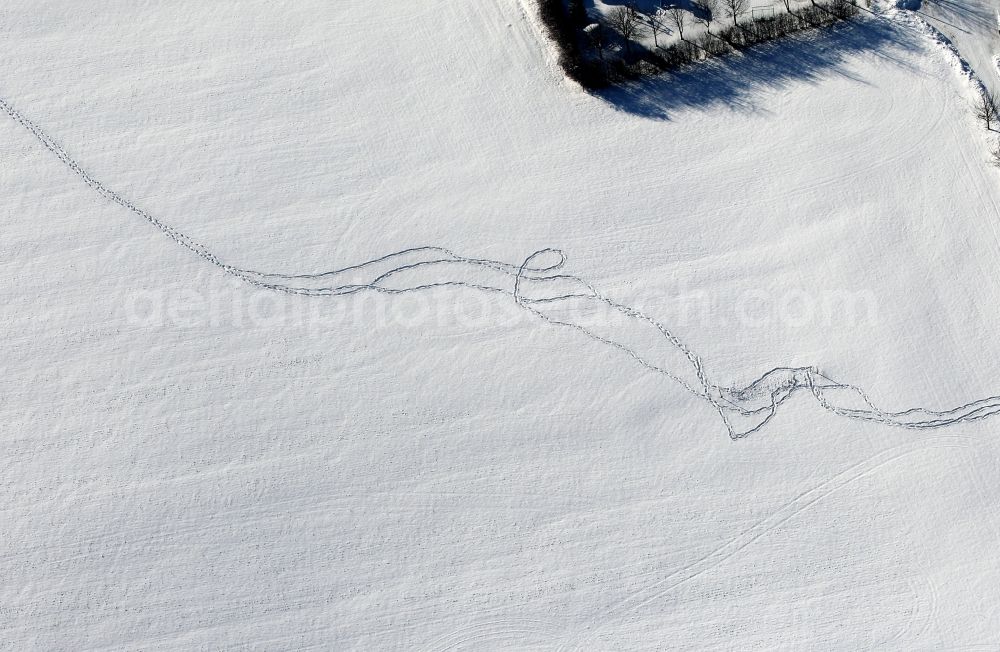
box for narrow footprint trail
[4,88,1000,440]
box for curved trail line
[4,95,1000,439]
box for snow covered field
[3,0,1000,648]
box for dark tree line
[536,0,608,89]
[537,0,862,90]
[615,0,861,78]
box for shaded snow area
[3,0,1000,649]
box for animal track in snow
[4,94,1000,439]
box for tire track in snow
[418,618,563,652]
[4,95,1000,439]
[557,435,971,651]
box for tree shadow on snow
[917,0,993,34]
[598,17,925,120]
[600,0,711,19]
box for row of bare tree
[584,0,860,81]
[602,0,859,58]
[536,0,863,89]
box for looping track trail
[4,87,999,440]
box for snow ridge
[878,1,988,97]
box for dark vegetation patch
[537,0,865,90]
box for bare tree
[828,0,855,17]
[721,0,749,26]
[695,0,715,17]
[781,0,794,13]
[992,137,1000,167]
[976,88,999,131]
[647,8,667,48]
[609,5,647,55]
[694,0,715,34]
[668,7,688,41]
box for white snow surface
[3,0,1000,649]
[917,0,1000,95]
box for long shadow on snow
[917,0,993,32]
[600,18,924,120]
